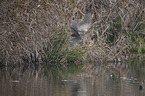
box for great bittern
[70,13,92,46]
[70,13,92,37]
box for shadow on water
[0,56,145,96]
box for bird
[70,13,92,46]
[70,13,91,37]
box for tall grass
[0,0,145,66]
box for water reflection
[0,56,145,96]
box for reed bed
[0,0,145,66]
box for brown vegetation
[0,0,145,66]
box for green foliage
[66,47,85,64]
[131,35,145,54]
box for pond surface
[0,56,145,96]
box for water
[0,56,145,96]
